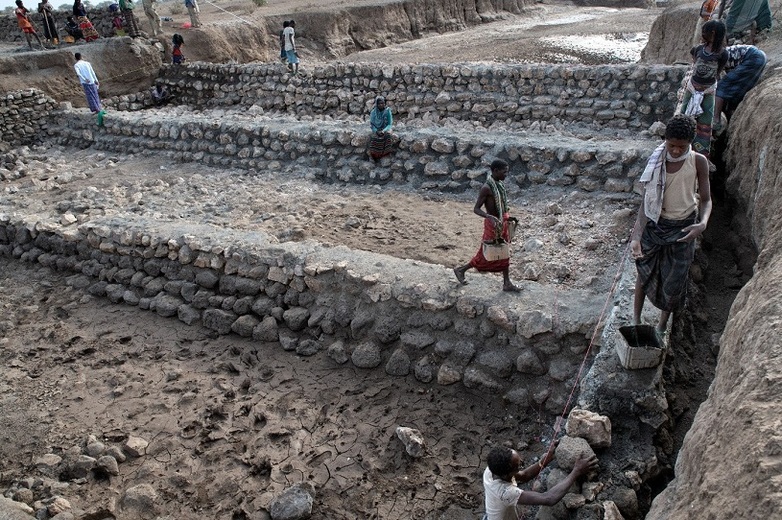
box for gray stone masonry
[0,213,603,415]
[132,62,687,129]
[46,109,656,194]
[1,89,58,146]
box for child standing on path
[678,20,728,160]
[283,20,299,75]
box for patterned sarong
[79,17,99,41]
[122,10,140,37]
[678,85,714,158]
[469,213,511,272]
[82,83,102,113]
[635,213,697,312]
[368,133,395,159]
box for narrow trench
[646,135,756,507]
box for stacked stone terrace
[11,61,687,413]
[1,89,58,146]
[49,62,687,193]
[121,62,686,129]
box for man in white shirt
[73,53,102,113]
[483,446,598,520]
[283,19,299,75]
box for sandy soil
[347,6,660,65]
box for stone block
[385,348,411,376]
[202,309,237,335]
[351,342,382,369]
[566,409,612,449]
[555,436,596,472]
[253,316,279,342]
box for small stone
[326,340,349,364]
[582,481,604,501]
[565,409,612,449]
[60,213,77,226]
[546,202,563,215]
[12,489,34,505]
[563,493,586,509]
[106,445,126,463]
[97,455,120,476]
[85,441,106,458]
[437,364,461,385]
[584,238,600,251]
[603,500,625,520]
[269,483,315,520]
[395,426,426,457]
[121,484,158,520]
[351,342,382,369]
[522,238,544,252]
[124,436,149,458]
[47,497,71,516]
[554,436,596,471]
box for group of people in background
[12,0,175,49]
[14,0,108,48]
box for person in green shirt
[119,0,140,38]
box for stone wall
[151,62,687,129]
[46,110,656,194]
[0,213,602,417]
[0,89,58,146]
[1,9,119,43]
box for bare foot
[503,283,521,292]
[453,268,467,285]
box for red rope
[535,240,632,475]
